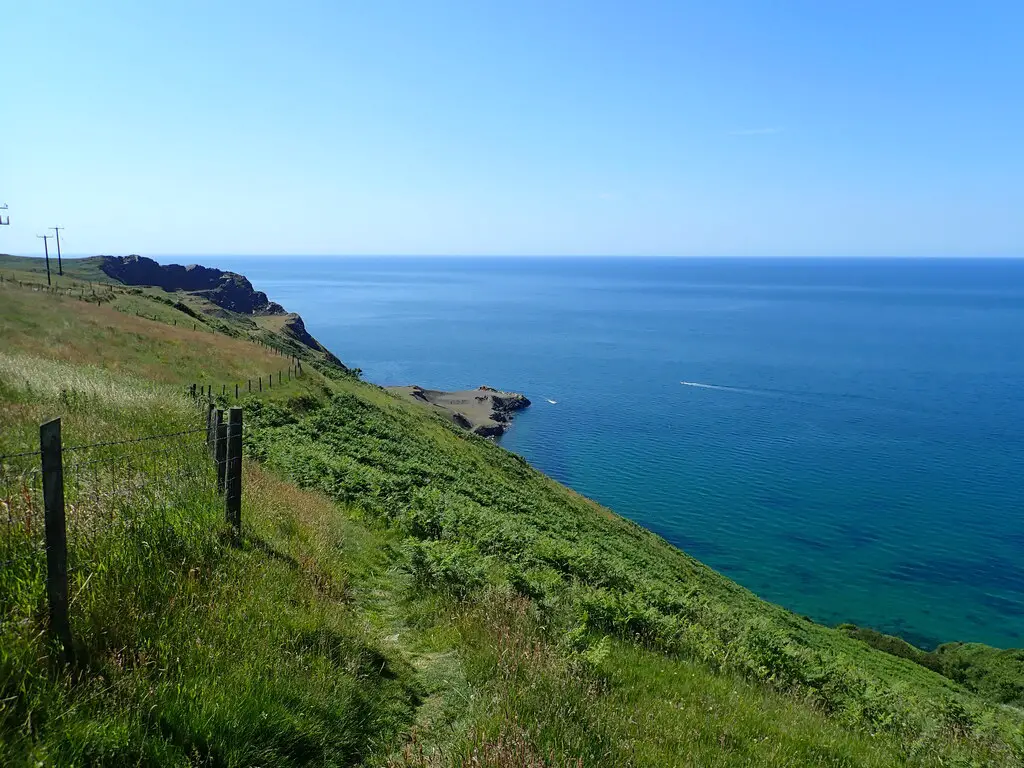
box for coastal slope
[1,254,1022,766]
[0,253,348,372]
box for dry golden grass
[0,350,189,414]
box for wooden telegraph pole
[50,227,65,276]
[37,234,53,286]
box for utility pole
[37,234,52,286]
[0,205,9,226]
[50,227,65,276]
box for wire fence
[62,427,216,577]
[0,405,243,662]
[0,272,120,303]
[188,361,305,403]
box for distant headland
[386,385,531,437]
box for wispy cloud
[729,127,784,136]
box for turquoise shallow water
[210,256,1024,649]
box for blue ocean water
[211,256,1024,649]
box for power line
[37,234,53,286]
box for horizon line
[4,252,1024,261]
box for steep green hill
[1,256,1021,766]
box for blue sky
[2,1,1022,257]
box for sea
[209,256,1024,649]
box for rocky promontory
[99,255,285,315]
[387,385,531,437]
[98,254,345,368]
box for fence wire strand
[1,423,221,585]
[62,428,219,578]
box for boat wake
[680,381,748,393]
[680,380,907,412]
[546,398,558,404]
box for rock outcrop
[99,255,285,315]
[281,313,344,367]
[388,385,531,437]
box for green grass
[840,625,1024,708]
[0,356,418,765]
[401,596,939,767]
[0,254,113,283]
[2,265,1023,766]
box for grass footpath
[1,271,1023,766]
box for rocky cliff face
[98,254,348,373]
[282,314,344,367]
[473,392,532,436]
[99,255,285,315]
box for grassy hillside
[1,266,1022,766]
[0,254,344,372]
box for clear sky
[2,1,1022,257]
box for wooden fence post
[215,409,227,494]
[259,376,262,392]
[40,418,73,663]
[268,373,272,390]
[225,407,243,535]
[190,383,196,400]
[235,383,239,399]
[206,403,215,452]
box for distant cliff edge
[99,255,285,315]
[99,255,345,368]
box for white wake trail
[680,381,739,392]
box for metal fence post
[215,409,227,494]
[225,407,242,535]
[40,418,73,663]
